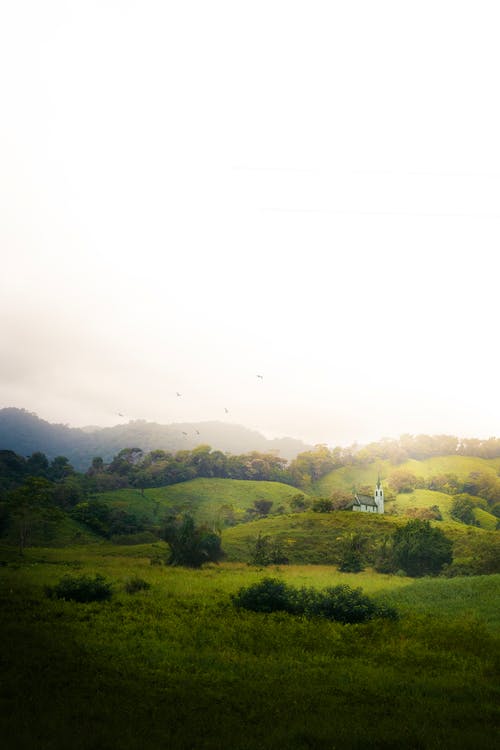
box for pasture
[1,544,499,749]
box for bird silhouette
[117,413,125,417]
[182,431,188,436]
[224,407,229,414]
[256,374,263,380]
[176,392,182,397]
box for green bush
[231,578,397,624]
[248,533,289,566]
[451,495,479,526]
[162,513,223,567]
[46,574,113,602]
[124,576,151,594]
[232,578,295,614]
[392,519,452,576]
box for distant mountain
[0,408,311,471]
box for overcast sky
[2,1,500,447]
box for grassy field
[97,478,306,526]
[0,544,499,749]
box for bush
[312,498,333,512]
[161,513,223,568]
[231,578,397,624]
[248,533,289,566]
[337,533,367,573]
[46,574,112,603]
[450,495,479,526]
[392,519,453,576]
[232,577,295,614]
[124,576,151,594]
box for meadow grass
[473,506,498,530]
[1,545,499,749]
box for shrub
[232,577,295,614]
[337,533,367,573]
[161,513,223,567]
[392,519,452,576]
[124,576,151,594]
[46,574,112,602]
[248,533,289,566]
[314,586,397,623]
[451,495,479,526]
[312,498,333,512]
[231,578,397,624]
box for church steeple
[374,474,384,514]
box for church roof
[353,493,378,507]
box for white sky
[2,1,500,446]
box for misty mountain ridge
[0,408,311,471]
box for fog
[2,2,500,446]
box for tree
[392,519,452,577]
[388,469,419,494]
[450,495,479,526]
[26,451,50,478]
[289,493,310,512]
[252,499,273,517]
[248,533,289,566]
[7,477,62,554]
[48,456,75,481]
[337,533,367,573]
[161,513,223,567]
[312,498,333,512]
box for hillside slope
[220,510,495,566]
[97,478,307,526]
[314,454,500,497]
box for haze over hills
[0,408,312,471]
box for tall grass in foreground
[0,549,499,749]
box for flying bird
[182,431,188,436]
[224,407,229,414]
[176,392,182,397]
[256,374,263,380]
[117,413,125,417]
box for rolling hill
[314,454,500,496]
[96,478,308,527]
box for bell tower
[374,474,384,514]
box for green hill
[390,489,454,520]
[1,515,99,549]
[221,509,498,570]
[96,478,307,527]
[314,454,500,497]
[221,510,392,564]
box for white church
[350,476,385,514]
